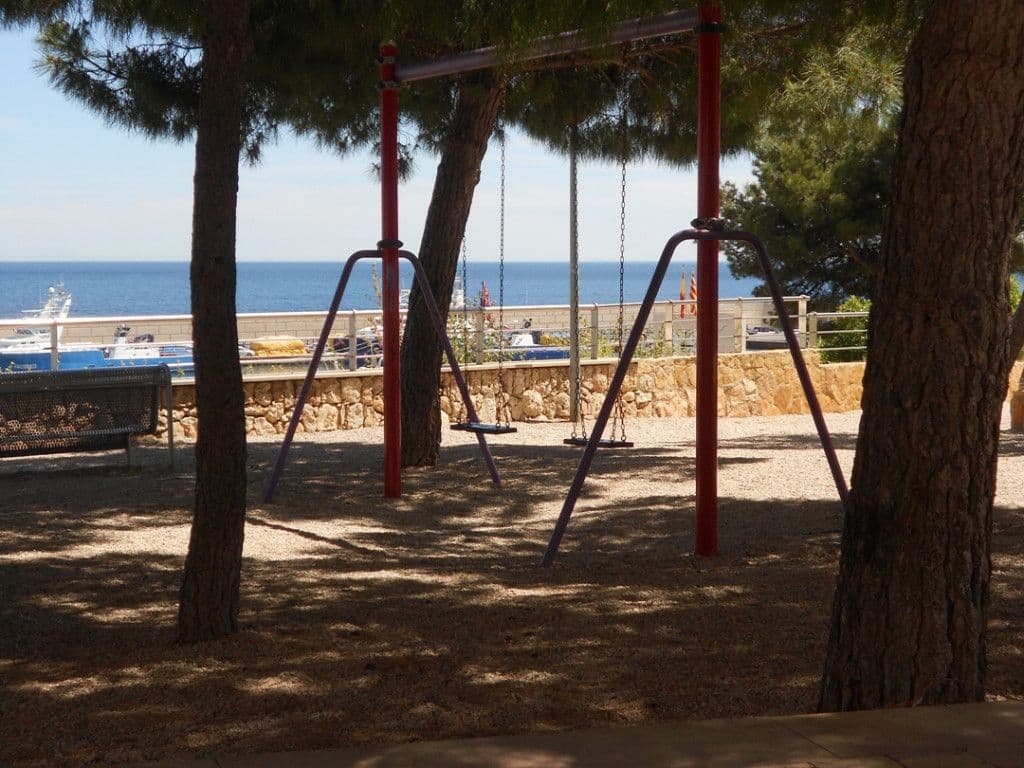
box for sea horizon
[1,260,763,319]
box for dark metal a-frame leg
[263,248,502,502]
[540,227,850,566]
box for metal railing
[807,311,870,361]
[0,297,871,378]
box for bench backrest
[0,364,171,457]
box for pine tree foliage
[721,25,905,308]
[504,2,914,165]
[3,1,386,164]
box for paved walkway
[137,702,1023,767]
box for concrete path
[135,702,1024,767]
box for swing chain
[617,153,626,353]
[460,237,469,363]
[609,150,628,444]
[454,236,469,424]
[568,125,587,442]
[496,133,512,427]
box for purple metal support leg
[263,249,503,502]
[540,234,684,567]
[736,232,850,507]
[540,227,849,566]
[263,252,369,502]
[398,251,502,486]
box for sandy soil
[1,408,1022,767]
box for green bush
[819,295,870,363]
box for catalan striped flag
[689,268,699,315]
[679,269,688,318]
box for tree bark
[400,73,505,467]
[177,0,253,643]
[820,1,1024,709]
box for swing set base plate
[563,437,634,448]
[451,422,518,435]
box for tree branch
[845,244,880,274]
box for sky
[0,26,755,264]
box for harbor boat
[0,323,195,375]
[505,331,570,361]
[0,286,194,375]
[0,282,73,349]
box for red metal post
[379,43,402,497]
[695,3,721,556]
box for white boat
[0,286,194,375]
[0,283,72,348]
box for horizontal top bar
[395,8,699,83]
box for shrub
[819,295,870,363]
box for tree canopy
[721,25,904,308]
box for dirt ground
[1,409,1022,767]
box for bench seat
[0,365,174,464]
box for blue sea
[1,261,762,319]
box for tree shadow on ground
[717,430,859,453]
[999,429,1024,457]
[1,431,1021,767]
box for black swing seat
[451,422,518,435]
[562,436,634,448]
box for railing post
[662,301,673,353]
[808,312,818,351]
[50,321,59,370]
[474,306,485,364]
[347,310,358,370]
[734,297,745,353]
[671,300,681,355]
[590,304,600,360]
[797,295,808,348]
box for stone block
[344,403,364,430]
[477,397,497,424]
[316,403,339,431]
[1012,388,1024,431]
[265,402,285,425]
[252,417,274,437]
[520,389,544,418]
[554,391,571,419]
[253,382,273,407]
[270,380,294,402]
[363,407,379,428]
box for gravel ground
[1,407,1022,766]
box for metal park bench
[0,364,174,467]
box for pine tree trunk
[820,1,1024,708]
[400,73,505,467]
[177,0,253,643]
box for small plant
[819,295,870,363]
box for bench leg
[165,381,175,469]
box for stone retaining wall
[1011,361,1024,430]
[159,352,1024,439]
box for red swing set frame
[263,5,849,564]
